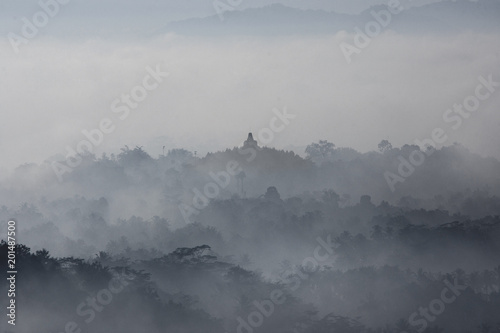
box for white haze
[0,32,499,173]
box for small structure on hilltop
[243,132,258,149]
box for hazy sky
[0,0,440,20]
[1,0,499,171]
[0,0,447,37]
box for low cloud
[0,31,499,171]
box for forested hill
[1,141,500,332]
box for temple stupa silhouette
[243,132,258,148]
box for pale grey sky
[0,0,443,35]
[0,0,499,172]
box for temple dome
[243,132,258,148]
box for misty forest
[2,138,500,333]
[1,0,500,333]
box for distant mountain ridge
[154,0,500,36]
